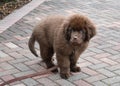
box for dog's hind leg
[39,43,58,72]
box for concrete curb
[0,0,45,33]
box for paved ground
[0,0,120,86]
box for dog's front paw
[70,66,81,72]
[60,72,71,79]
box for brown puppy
[28,14,96,79]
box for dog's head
[63,14,96,46]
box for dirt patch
[0,0,32,20]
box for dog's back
[34,15,66,45]
[29,15,66,56]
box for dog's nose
[73,36,78,40]
[73,37,78,43]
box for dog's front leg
[56,54,71,79]
[70,54,81,72]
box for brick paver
[0,0,120,86]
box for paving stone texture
[0,0,120,86]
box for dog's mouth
[70,38,83,46]
[71,41,81,46]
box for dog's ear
[63,22,71,41]
[84,23,96,41]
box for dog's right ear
[63,22,71,41]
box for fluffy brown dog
[28,14,96,79]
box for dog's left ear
[63,21,71,41]
[85,23,96,41]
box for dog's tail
[28,34,38,57]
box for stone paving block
[24,59,41,66]
[0,43,8,51]
[48,74,61,81]
[0,33,12,40]
[89,42,99,47]
[21,78,38,86]
[13,39,28,44]
[102,76,120,84]
[112,45,120,51]
[13,83,26,86]
[30,64,45,72]
[4,30,16,37]
[1,74,14,81]
[97,68,116,77]
[117,60,120,63]
[89,47,104,53]
[8,24,21,32]
[88,63,109,70]
[35,84,43,86]
[97,44,113,49]
[0,36,5,41]
[84,74,107,83]
[13,70,35,77]
[14,35,30,41]
[22,29,32,34]
[105,64,120,71]
[81,52,96,58]
[23,53,38,60]
[4,42,18,49]
[77,58,86,63]
[13,63,31,71]
[0,51,8,58]
[82,67,98,76]
[2,47,22,54]
[77,61,92,68]
[17,50,30,56]
[37,78,58,86]
[0,69,19,77]
[8,52,23,59]
[74,80,92,86]
[109,54,120,60]
[103,48,119,55]
[55,79,75,86]
[0,56,14,63]
[0,44,5,50]
[114,69,120,75]
[17,43,28,49]
[68,72,89,81]
[0,62,14,70]
[107,40,119,45]
[0,68,3,72]
[92,81,108,86]
[94,53,111,58]
[10,81,23,86]
[112,83,120,86]
[100,58,118,65]
[9,57,29,64]
[83,57,101,64]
